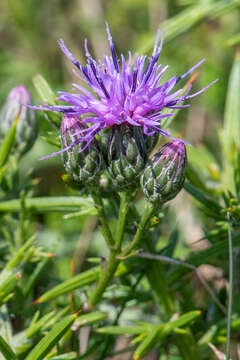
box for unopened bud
[141,140,187,204]
[144,133,159,155]
[0,85,38,156]
[107,125,147,189]
[61,116,104,183]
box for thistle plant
[0,6,240,360]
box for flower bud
[141,140,187,204]
[107,125,147,189]
[0,85,38,156]
[61,116,104,183]
[144,133,159,155]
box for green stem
[88,249,119,308]
[226,212,233,360]
[121,202,154,257]
[88,192,128,308]
[91,192,115,249]
[115,192,128,251]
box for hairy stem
[88,192,128,308]
[226,212,233,360]
[121,202,154,257]
[91,192,115,248]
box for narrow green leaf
[0,115,18,168]
[133,312,201,359]
[184,182,222,214]
[23,258,49,297]
[63,209,97,219]
[6,233,36,271]
[97,325,145,335]
[32,75,56,106]
[222,48,240,160]
[35,267,100,303]
[0,197,95,214]
[26,311,56,338]
[25,313,79,360]
[133,328,159,360]
[0,335,16,360]
[32,75,61,127]
[186,164,208,192]
[0,165,6,183]
[198,325,218,345]
[72,311,107,328]
[139,0,240,53]
[161,311,201,336]
[187,144,220,182]
[220,47,240,192]
[0,273,18,303]
[46,353,76,360]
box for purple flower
[32,24,218,159]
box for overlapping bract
[141,140,187,204]
[61,116,103,183]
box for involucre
[141,140,187,205]
[61,115,104,184]
[107,124,147,189]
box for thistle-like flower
[141,140,187,204]
[0,85,38,156]
[31,24,217,160]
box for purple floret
[32,23,218,159]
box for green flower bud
[141,140,187,204]
[144,132,159,155]
[0,85,38,156]
[61,116,104,183]
[107,124,147,189]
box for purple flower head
[32,24,218,160]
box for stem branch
[88,192,128,308]
[226,212,233,360]
[121,202,154,257]
[91,192,115,249]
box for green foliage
[0,335,17,360]
[1,1,240,359]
